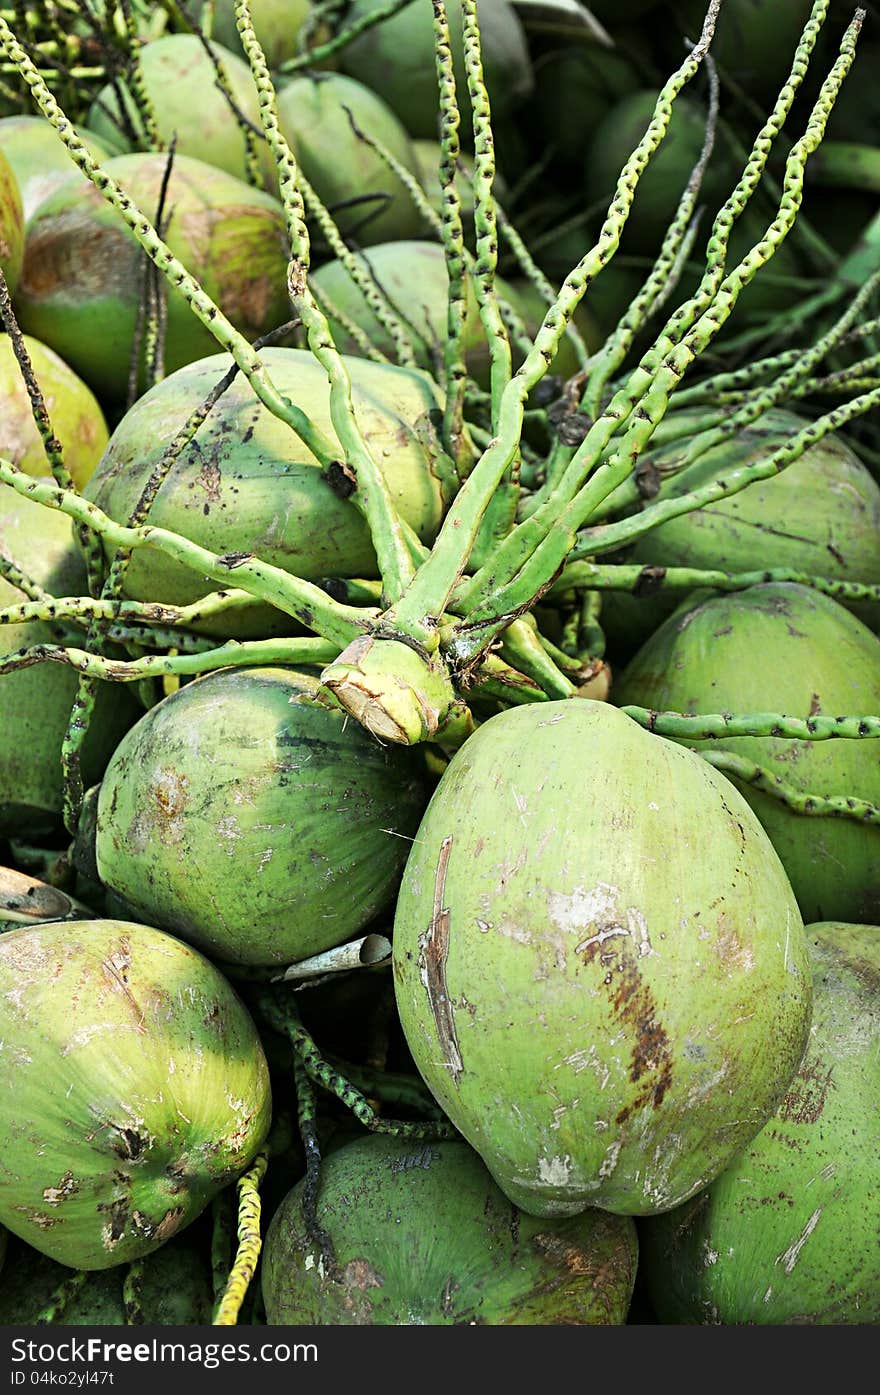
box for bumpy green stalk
[192,25,262,187]
[280,0,414,73]
[213,1154,268,1326]
[574,383,880,558]
[549,561,880,606]
[0,460,366,645]
[121,1260,145,1325]
[494,201,590,371]
[292,1054,336,1276]
[0,635,341,682]
[622,707,880,742]
[699,751,880,825]
[0,590,287,631]
[234,0,416,603]
[0,556,52,603]
[34,1270,88,1325]
[452,12,863,643]
[0,15,339,467]
[311,283,390,365]
[379,0,724,643]
[117,0,163,150]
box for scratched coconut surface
[0,0,878,1326]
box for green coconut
[615,583,880,925]
[276,73,423,246]
[16,152,289,401]
[0,116,118,222]
[585,91,715,255]
[0,1230,213,1323]
[87,34,274,185]
[640,920,880,1324]
[0,487,137,839]
[0,145,23,296]
[94,666,428,965]
[0,919,271,1269]
[198,0,324,70]
[601,408,880,653]
[0,334,108,489]
[339,0,533,141]
[534,43,641,168]
[263,1135,638,1324]
[393,699,811,1220]
[82,347,451,633]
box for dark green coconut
[262,1136,638,1324]
[339,0,533,141]
[0,919,271,1269]
[87,34,274,186]
[0,1230,213,1323]
[615,584,880,925]
[534,43,641,168]
[276,73,423,246]
[393,700,811,1219]
[640,920,880,1324]
[94,667,428,965]
[16,152,289,401]
[0,334,108,489]
[0,488,137,839]
[601,408,880,652]
[0,116,118,222]
[82,347,451,633]
[670,0,814,102]
[0,145,23,296]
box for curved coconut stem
[0,635,341,683]
[549,561,880,607]
[34,1269,88,1324]
[213,1153,269,1326]
[0,16,339,469]
[116,0,163,152]
[0,554,52,603]
[234,0,418,603]
[291,1054,337,1276]
[121,1258,145,1325]
[457,0,834,616]
[0,590,293,633]
[280,0,415,73]
[699,751,880,825]
[0,460,367,646]
[581,56,721,420]
[622,707,880,742]
[453,6,856,639]
[574,383,880,558]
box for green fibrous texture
[615,583,880,925]
[276,73,424,246]
[0,1231,213,1323]
[602,410,880,649]
[339,0,533,141]
[94,667,428,965]
[262,1135,638,1324]
[17,154,290,401]
[0,920,271,1269]
[393,701,812,1219]
[87,34,275,185]
[0,334,109,490]
[0,489,137,838]
[83,348,450,631]
[640,921,880,1324]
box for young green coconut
[0,488,136,838]
[17,153,290,401]
[392,700,812,1220]
[82,347,453,634]
[639,920,880,1324]
[93,666,428,965]
[615,583,880,924]
[0,919,271,1270]
[0,335,108,490]
[262,1135,638,1324]
[0,115,119,222]
[0,146,23,295]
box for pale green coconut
[0,146,23,296]
[640,920,880,1324]
[17,153,290,401]
[263,1136,638,1324]
[393,700,811,1219]
[0,919,271,1269]
[94,667,428,965]
[0,116,118,222]
[87,34,274,185]
[615,583,880,925]
[0,334,108,490]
